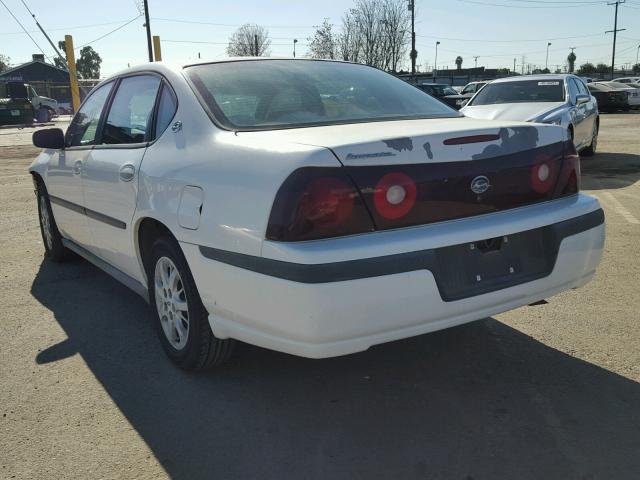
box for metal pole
[293,39,297,58]
[433,41,439,82]
[513,58,516,73]
[636,45,639,68]
[254,34,259,56]
[143,0,153,62]
[409,1,416,75]
[545,42,551,71]
[20,1,67,68]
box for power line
[415,32,605,43]
[456,0,608,7]
[19,0,67,66]
[152,17,328,29]
[0,19,140,35]
[75,15,142,50]
[0,0,50,60]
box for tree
[595,63,609,74]
[53,40,68,69]
[0,54,10,73]
[308,18,336,59]
[632,63,640,74]
[337,0,410,71]
[455,56,463,70]
[227,24,271,57]
[578,62,596,74]
[567,51,576,73]
[75,46,102,78]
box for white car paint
[461,74,599,153]
[29,60,604,361]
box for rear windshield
[469,80,566,105]
[185,60,460,130]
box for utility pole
[20,0,67,67]
[143,0,153,62]
[409,0,416,75]
[606,0,626,80]
[521,55,525,75]
[513,58,516,74]
[636,44,639,68]
[433,41,440,82]
[254,34,259,56]
[293,39,297,58]
[473,56,479,68]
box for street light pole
[545,42,552,71]
[636,44,639,68]
[293,39,298,58]
[433,41,440,82]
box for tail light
[553,140,580,196]
[373,172,417,219]
[266,168,374,241]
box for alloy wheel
[154,256,190,350]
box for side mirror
[33,128,65,149]
[575,94,590,105]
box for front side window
[186,60,459,130]
[101,75,161,144]
[469,80,566,106]
[66,81,114,147]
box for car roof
[490,74,575,84]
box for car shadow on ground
[581,151,640,190]
[31,259,640,480]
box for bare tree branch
[227,24,271,57]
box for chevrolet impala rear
[172,60,604,359]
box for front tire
[581,122,598,157]
[36,180,70,262]
[147,236,235,370]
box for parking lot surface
[1,113,639,479]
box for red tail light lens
[531,155,557,194]
[266,168,375,241]
[373,172,417,219]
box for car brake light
[373,172,417,219]
[531,155,556,194]
[266,168,375,241]
[553,140,580,196]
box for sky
[2,0,640,77]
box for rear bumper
[182,194,604,358]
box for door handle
[119,164,136,182]
[73,160,82,175]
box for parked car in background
[29,59,604,370]
[461,74,599,156]
[587,82,630,113]
[594,81,640,109]
[0,81,34,126]
[413,82,468,109]
[460,81,488,97]
[612,77,640,84]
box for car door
[568,78,589,148]
[46,81,114,248]
[81,74,163,279]
[575,77,597,140]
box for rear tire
[147,236,235,370]
[581,122,598,157]
[36,180,70,262]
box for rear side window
[154,83,178,137]
[101,75,161,144]
[66,81,113,147]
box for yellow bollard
[153,36,162,62]
[64,35,81,113]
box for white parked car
[461,74,599,156]
[612,77,640,84]
[30,59,605,370]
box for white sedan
[461,74,599,156]
[30,59,604,370]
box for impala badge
[470,175,491,195]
